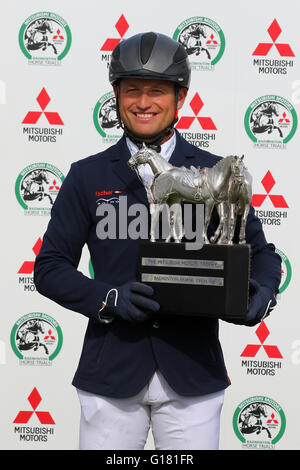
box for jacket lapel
[169,130,198,167]
[109,137,149,205]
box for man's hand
[244,278,277,326]
[98,281,160,324]
[223,278,277,327]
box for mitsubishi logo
[206,34,219,45]
[253,19,295,57]
[53,29,64,40]
[241,321,283,359]
[267,413,279,424]
[176,93,217,130]
[13,387,55,424]
[22,88,64,125]
[100,14,129,51]
[251,171,288,208]
[18,238,42,274]
[278,112,290,124]
[48,179,61,190]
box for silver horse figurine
[210,155,252,245]
[128,144,252,245]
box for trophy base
[138,242,251,321]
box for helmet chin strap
[115,86,180,153]
[123,122,176,153]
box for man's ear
[113,84,119,98]
[177,87,188,110]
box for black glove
[244,278,277,326]
[98,281,160,324]
[223,278,277,326]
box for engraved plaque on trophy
[137,242,250,320]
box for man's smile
[133,112,158,120]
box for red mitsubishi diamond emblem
[23,88,64,125]
[251,171,289,208]
[18,238,42,274]
[267,413,279,424]
[241,321,283,358]
[253,19,295,57]
[176,93,217,130]
[13,387,55,425]
[100,14,129,51]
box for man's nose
[136,93,152,109]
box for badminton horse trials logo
[93,91,122,144]
[19,12,71,66]
[15,163,64,215]
[244,95,298,149]
[275,248,292,294]
[233,396,286,449]
[173,16,225,71]
[10,312,63,365]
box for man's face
[115,78,187,142]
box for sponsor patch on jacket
[95,189,123,205]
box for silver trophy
[128,144,253,320]
[128,144,252,246]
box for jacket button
[153,322,159,328]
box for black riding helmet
[109,32,191,148]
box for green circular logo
[15,162,64,213]
[244,95,298,145]
[19,12,72,65]
[11,313,63,362]
[275,248,292,293]
[173,16,225,70]
[93,91,122,141]
[233,396,286,448]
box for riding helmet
[109,32,191,89]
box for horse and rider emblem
[93,92,123,143]
[98,97,120,130]
[15,163,65,214]
[19,12,72,64]
[25,18,60,55]
[10,313,63,364]
[178,23,212,60]
[173,17,225,69]
[233,397,286,448]
[245,95,298,146]
[128,145,252,246]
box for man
[34,32,281,450]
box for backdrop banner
[1,0,299,450]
